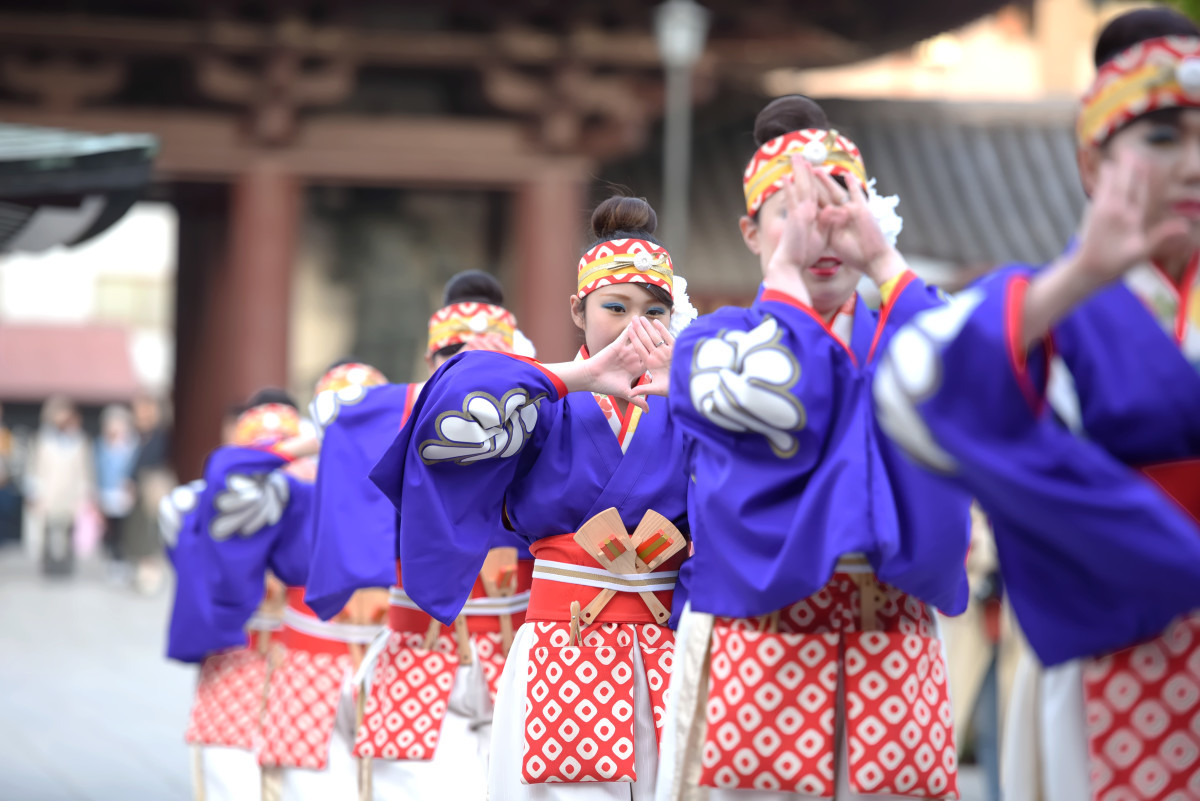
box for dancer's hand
[815,171,906,286]
[1074,149,1190,285]
[1023,150,1191,345]
[628,317,674,399]
[764,156,827,302]
[543,324,654,410]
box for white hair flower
[865,179,903,247]
[669,275,699,338]
[512,329,538,358]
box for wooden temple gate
[0,2,1004,476]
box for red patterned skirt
[662,560,959,799]
[512,532,683,786]
[352,561,534,762]
[257,590,382,771]
[1081,612,1200,801]
[185,627,277,751]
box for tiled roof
[0,124,157,253]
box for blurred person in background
[0,402,21,545]
[26,395,94,576]
[95,403,140,582]
[130,394,175,594]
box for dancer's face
[1082,108,1200,264]
[570,285,673,356]
[740,189,862,318]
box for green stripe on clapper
[636,532,671,565]
[601,537,626,560]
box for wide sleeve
[872,269,1200,665]
[194,446,311,644]
[670,290,846,461]
[162,480,240,663]
[869,273,973,615]
[370,351,564,625]
[305,384,412,620]
[669,292,877,617]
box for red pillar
[172,183,231,480]
[515,166,588,362]
[170,162,299,479]
[225,160,300,402]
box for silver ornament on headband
[801,139,828,165]
[1177,57,1200,98]
[467,312,490,333]
[633,252,653,270]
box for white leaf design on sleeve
[419,389,546,465]
[209,472,290,541]
[158,479,206,550]
[688,316,807,457]
[309,384,369,440]
[873,288,985,473]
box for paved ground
[0,547,194,801]
[0,546,987,801]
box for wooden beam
[0,11,861,72]
[0,106,593,187]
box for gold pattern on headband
[427,302,517,355]
[1078,36,1200,147]
[576,238,675,299]
[576,252,673,290]
[742,128,867,216]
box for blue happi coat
[164,446,312,662]
[370,352,690,626]
[874,261,1200,665]
[670,276,972,621]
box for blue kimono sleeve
[873,269,1200,665]
[870,274,973,615]
[195,446,313,646]
[880,273,950,331]
[370,351,564,625]
[163,481,237,663]
[306,384,413,620]
[669,290,876,618]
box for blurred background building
[0,0,1156,479]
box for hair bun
[590,196,658,240]
[442,270,505,307]
[753,95,830,146]
[245,387,297,410]
[1093,7,1199,68]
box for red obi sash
[526,532,684,624]
[389,558,533,634]
[278,587,385,656]
[1141,458,1200,525]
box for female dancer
[164,391,311,801]
[370,196,696,799]
[873,9,1200,801]
[174,379,390,801]
[644,96,972,800]
[304,271,539,799]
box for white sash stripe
[281,607,384,645]
[531,558,678,593]
[246,614,283,632]
[387,586,531,616]
[833,554,875,575]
